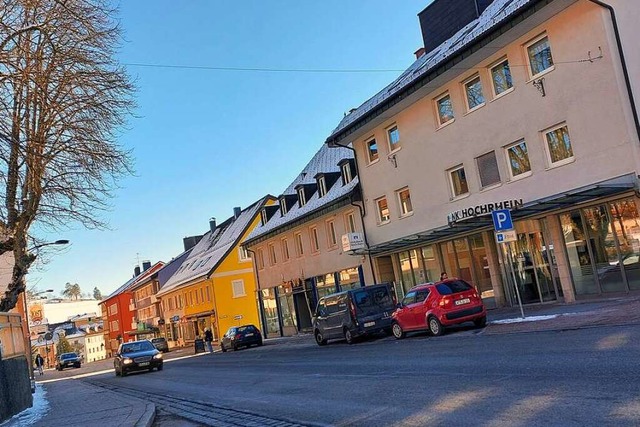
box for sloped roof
[157,196,271,296]
[105,262,164,300]
[157,249,192,290]
[327,0,536,142]
[246,143,358,242]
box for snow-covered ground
[491,314,559,324]
[1,384,49,427]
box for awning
[365,174,637,256]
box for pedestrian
[440,272,448,281]
[204,328,214,353]
[35,353,45,376]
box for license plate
[364,321,375,327]
[245,333,253,337]
[138,362,150,367]
[455,298,471,306]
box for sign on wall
[447,199,523,224]
[342,233,365,252]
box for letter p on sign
[492,209,513,231]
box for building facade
[325,0,640,307]
[128,261,165,341]
[244,144,375,337]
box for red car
[391,279,486,339]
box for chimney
[233,207,242,219]
[209,217,216,233]
[142,260,151,271]
[183,235,204,251]
[134,265,141,277]
[414,47,426,59]
[418,0,494,54]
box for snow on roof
[105,262,164,300]
[157,197,270,296]
[328,0,534,140]
[246,143,357,241]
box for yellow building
[156,196,275,343]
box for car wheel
[428,316,444,336]
[392,322,406,340]
[233,344,238,351]
[157,365,163,371]
[115,368,120,377]
[121,369,127,377]
[314,330,327,346]
[474,316,487,328]
[257,340,263,347]
[344,328,354,345]
[221,344,227,352]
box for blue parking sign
[492,209,513,231]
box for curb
[481,320,640,336]
[135,402,156,427]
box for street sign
[492,209,513,231]
[495,230,517,243]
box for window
[397,188,413,217]
[297,187,306,207]
[195,290,200,304]
[449,166,469,197]
[490,59,513,96]
[527,35,554,77]
[310,226,320,253]
[505,140,531,178]
[238,246,250,262]
[268,243,277,265]
[376,197,391,224]
[206,287,210,302]
[544,124,574,166]
[345,212,356,233]
[199,288,204,303]
[476,151,501,188]
[326,220,337,247]
[318,176,327,197]
[387,125,400,152]
[282,238,290,261]
[341,162,353,184]
[436,93,454,126]
[232,280,246,298]
[463,75,485,111]
[256,248,265,270]
[111,320,119,331]
[260,209,268,226]
[294,232,304,256]
[280,199,288,216]
[366,138,379,163]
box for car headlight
[153,353,163,360]
[123,358,133,365]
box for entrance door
[501,220,559,305]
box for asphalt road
[84,326,640,426]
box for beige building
[326,0,640,307]
[244,144,375,337]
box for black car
[56,352,81,371]
[150,337,169,353]
[114,340,163,377]
[220,325,262,352]
[313,283,397,345]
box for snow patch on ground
[491,315,559,324]
[1,384,49,426]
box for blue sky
[31,1,430,297]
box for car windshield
[353,286,395,316]
[151,338,165,343]
[121,341,155,353]
[436,280,472,295]
[237,326,257,333]
[61,353,76,360]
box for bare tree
[0,0,135,311]
[62,281,80,300]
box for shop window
[448,166,469,198]
[490,59,513,97]
[476,151,500,188]
[387,125,400,152]
[366,138,379,163]
[527,34,554,78]
[544,124,574,166]
[505,140,532,179]
[396,187,413,217]
[463,75,485,111]
[375,197,390,224]
[435,92,454,127]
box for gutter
[585,0,640,143]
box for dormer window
[280,199,288,216]
[341,162,352,184]
[297,187,306,207]
[260,209,268,226]
[318,176,327,197]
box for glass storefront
[316,273,337,299]
[338,267,362,291]
[421,246,441,283]
[277,285,297,336]
[261,288,281,337]
[399,250,419,293]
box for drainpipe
[329,140,377,284]
[586,0,640,143]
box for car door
[412,289,431,328]
[314,299,330,336]
[325,295,345,338]
[396,291,417,329]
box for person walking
[204,328,214,353]
[35,353,45,376]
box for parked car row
[313,279,487,345]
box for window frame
[318,176,327,197]
[525,33,555,79]
[294,232,304,257]
[435,92,455,128]
[448,165,470,199]
[309,226,320,253]
[504,139,533,180]
[326,219,338,248]
[475,150,501,189]
[256,248,265,270]
[341,162,352,184]
[375,196,391,225]
[231,279,246,298]
[297,187,306,207]
[396,187,413,217]
[489,57,514,98]
[365,137,379,164]
[238,246,250,262]
[542,123,575,168]
[386,124,401,153]
[281,238,290,261]
[268,243,277,266]
[462,74,486,113]
[345,211,357,233]
[280,199,288,216]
